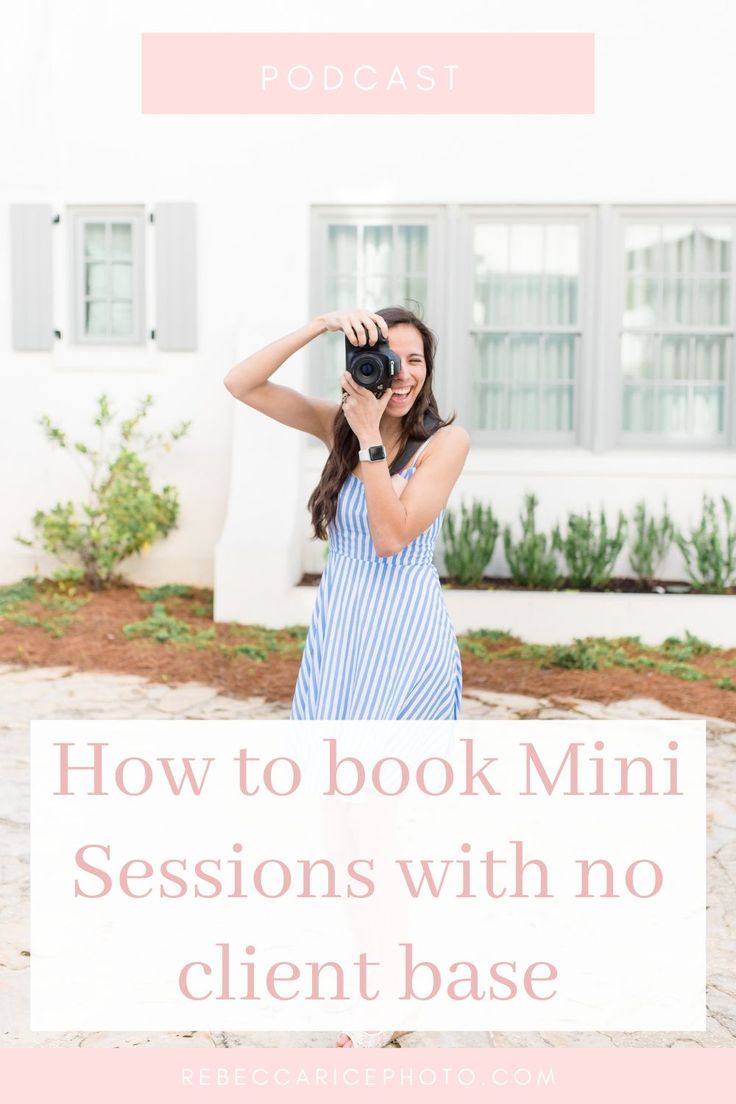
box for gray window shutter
[10,204,54,351]
[153,202,197,351]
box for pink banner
[2,1047,733,1101]
[141,33,594,115]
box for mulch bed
[300,574,734,595]
[1,580,735,722]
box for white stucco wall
[2,2,735,623]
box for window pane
[84,223,106,258]
[624,277,659,327]
[477,334,506,380]
[508,385,539,431]
[475,224,508,274]
[661,278,693,325]
[473,226,508,324]
[693,386,724,433]
[542,335,575,380]
[659,385,690,432]
[473,275,506,326]
[693,335,728,381]
[111,223,133,259]
[85,261,107,296]
[326,274,356,310]
[621,217,733,440]
[662,225,696,275]
[364,226,393,276]
[544,225,579,324]
[699,225,731,273]
[364,275,392,309]
[539,385,573,431]
[85,301,107,336]
[507,274,542,326]
[111,262,133,299]
[508,334,539,382]
[111,301,133,337]
[659,336,690,380]
[508,226,543,326]
[694,278,730,325]
[509,224,543,274]
[396,225,428,273]
[544,275,578,325]
[625,224,660,272]
[397,275,428,312]
[473,383,505,431]
[623,384,655,432]
[621,333,657,381]
[327,225,357,273]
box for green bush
[553,508,627,589]
[629,500,675,585]
[674,495,736,593]
[443,501,500,586]
[503,493,559,589]
[16,394,190,591]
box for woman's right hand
[314,309,389,347]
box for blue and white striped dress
[290,457,462,721]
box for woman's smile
[381,323,427,416]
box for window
[312,204,736,449]
[69,206,146,345]
[464,211,591,444]
[311,209,439,400]
[619,215,734,444]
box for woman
[224,305,470,1045]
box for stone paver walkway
[1,664,734,1049]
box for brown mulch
[300,573,735,595]
[1,581,735,722]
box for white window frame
[456,205,597,448]
[68,205,146,347]
[603,205,736,450]
[309,206,447,407]
[310,204,736,452]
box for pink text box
[141,33,594,115]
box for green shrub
[123,603,213,647]
[443,501,500,586]
[552,508,627,588]
[503,493,559,589]
[138,584,194,602]
[15,394,190,591]
[674,495,736,593]
[629,500,674,584]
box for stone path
[1,664,734,1049]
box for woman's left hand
[340,372,394,446]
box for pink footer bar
[2,1047,734,1101]
[141,33,594,115]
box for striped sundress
[290,453,462,721]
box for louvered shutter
[153,202,197,351]
[10,204,54,350]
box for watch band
[358,444,387,463]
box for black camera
[345,334,402,397]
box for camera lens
[353,354,381,385]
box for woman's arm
[223,317,336,446]
[223,310,389,448]
[361,427,470,556]
[339,372,470,557]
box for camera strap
[388,410,443,475]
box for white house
[2,4,735,641]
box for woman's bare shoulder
[428,424,471,455]
[415,424,470,472]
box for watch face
[368,445,386,461]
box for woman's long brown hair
[308,306,455,541]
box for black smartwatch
[358,445,387,463]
